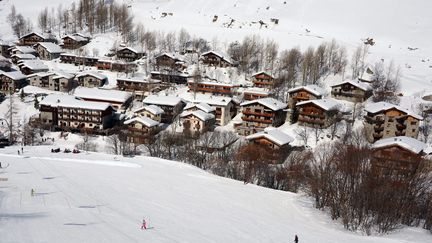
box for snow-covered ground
[0,145,430,243]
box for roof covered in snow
[10,46,36,54]
[124,116,159,127]
[184,102,216,113]
[201,50,233,64]
[331,80,372,91]
[73,87,133,103]
[373,136,427,154]
[296,98,341,111]
[246,128,294,146]
[181,110,215,121]
[181,93,233,107]
[18,60,49,71]
[134,105,165,115]
[27,71,55,78]
[11,53,36,59]
[75,71,107,80]
[143,94,184,107]
[288,85,326,97]
[0,70,27,80]
[20,32,54,40]
[359,67,375,82]
[62,34,88,42]
[252,71,274,78]
[40,94,113,111]
[241,97,287,111]
[35,42,64,53]
[364,102,423,120]
[52,71,75,80]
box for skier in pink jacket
[141,219,147,230]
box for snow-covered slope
[0,146,430,242]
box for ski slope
[0,146,430,243]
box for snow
[372,136,427,154]
[188,79,238,87]
[180,110,215,121]
[246,127,294,146]
[184,102,216,113]
[365,102,423,120]
[252,71,274,78]
[0,70,27,80]
[124,116,159,127]
[201,50,233,64]
[40,94,112,111]
[10,53,36,59]
[9,46,36,54]
[134,105,165,115]
[331,79,372,91]
[17,59,49,71]
[22,85,61,96]
[181,93,233,107]
[288,84,327,97]
[75,71,108,80]
[52,71,74,80]
[143,94,184,107]
[296,98,341,111]
[73,87,133,104]
[0,146,430,243]
[241,97,287,111]
[35,42,64,54]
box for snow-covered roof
[364,102,423,120]
[373,136,426,154]
[246,128,294,146]
[201,51,233,64]
[180,110,215,121]
[288,85,326,97]
[296,98,341,111]
[35,42,64,53]
[241,87,271,95]
[188,80,238,87]
[331,80,372,91]
[156,52,183,62]
[241,97,287,111]
[18,59,49,71]
[134,105,165,115]
[52,71,74,80]
[184,102,216,113]
[40,94,113,111]
[11,53,36,59]
[75,71,107,80]
[117,73,159,84]
[252,71,274,78]
[0,70,27,80]
[182,93,233,107]
[124,116,159,127]
[73,87,133,103]
[27,71,55,78]
[359,67,374,82]
[118,46,143,54]
[62,34,88,42]
[10,46,36,54]
[20,32,54,40]
[143,94,184,107]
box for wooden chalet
[143,95,185,123]
[124,117,161,144]
[61,34,90,49]
[17,60,49,75]
[75,71,107,88]
[0,71,28,94]
[117,75,160,101]
[201,51,232,68]
[287,85,326,123]
[364,102,422,143]
[180,110,215,137]
[116,47,145,61]
[183,94,236,126]
[331,80,372,103]
[371,136,427,176]
[296,98,341,128]
[155,53,185,71]
[97,60,137,73]
[150,71,189,84]
[33,42,64,60]
[18,32,57,46]
[252,71,275,89]
[246,128,294,151]
[188,80,239,97]
[237,98,287,136]
[133,105,164,122]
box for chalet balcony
[241,116,273,124]
[243,110,275,118]
[396,123,407,130]
[331,91,364,98]
[373,133,383,139]
[195,87,232,94]
[395,131,405,136]
[374,126,384,133]
[253,80,273,86]
[299,112,325,119]
[364,115,385,125]
[298,116,325,125]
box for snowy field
[0,146,430,243]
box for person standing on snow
[294,234,299,243]
[141,219,147,230]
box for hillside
[0,146,430,242]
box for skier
[0,162,2,168]
[17,150,20,155]
[141,219,147,230]
[31,188,35,197]
[21,147,23,153]
[294,234,299,243]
